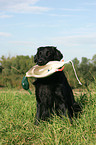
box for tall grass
[0,87,96,145]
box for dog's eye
[46,51,50,57]
[39,51,42,56]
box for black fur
[33,46,81,124]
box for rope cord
[66,60,82,85]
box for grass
[0,87,96,145]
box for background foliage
[0,54,96,88]
[0,55,96,144]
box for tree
[79,57,94,86]
[92,54,96,71]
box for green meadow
[0,85,96,145]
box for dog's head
[34,46,63,66]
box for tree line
[0,54,96,89]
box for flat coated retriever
[33,46,81,124]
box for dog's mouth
[37,59,48,66]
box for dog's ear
[34,54,37,63]
[34,47,41,63]
[53,47,63,61]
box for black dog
[33,46,81,124]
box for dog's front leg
[35,102,41,125]
[35,102,51,125]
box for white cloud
[8,5,50,13]
[83,2,96,6]
[0,12,13,18]
[60,8,88,11]
[0,0,51,14]
[8,41,35,46]
[0,0,39,6]
[51,34,96,47]
[0,14,13,18]
[49,14,73,17]
[0,32,12,37]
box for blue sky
[0,0,96,61]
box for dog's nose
[39,60,42,63]
[38,60,43,65]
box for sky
[0,0,96,61]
